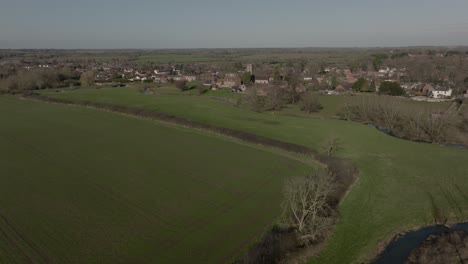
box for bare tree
[321,137,342,157]
[243,86,266,112]
[299,92,323,114]
[285,70,301,103]
[264,86,286,111]
[340,96,463,144]
[419,113,455,143]
[80,71,95,87]
[280,170,335,245]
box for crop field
[0,96,314,263]
[41,87,468,263]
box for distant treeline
[0,68,80,94]
[339,96,468,146]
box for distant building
[246,64,253,74]
[415,83,434,96]
[254,75,269,85]
[184,75,197,82]
[170,76,184,81]
[218,74,241,88]
[429,87,452,99]
[344,71,357,84]
[335,83,353,93]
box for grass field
[314,94,452,118]
[41,87,468,263]
[0,96,315,263]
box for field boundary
[25,94,315,155]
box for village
[102,62,467,101]
[3,49,467,101]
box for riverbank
[374,223,468,264]
[408,229,468,264]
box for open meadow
[0,96,314,263]
[40,87,468,263]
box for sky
[1,0,468,49]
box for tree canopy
[379,81,405,96]
[352,78,369,92]
[241,72,252,85]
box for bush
[379,81,405,96]
[175,80,188,91]
[196,83,208,95]
[352,78,369,92]
[237,226,297,264]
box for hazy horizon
[2,0,468,49]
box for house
[377,67,397,78]
[184,75,197,82]
[231,84,247,93]
[401,82,419,91]
[344,71,357,84]
[415,83,434,96]
[154,70,169,75]
[218,73,241,88]
[254,75,269,84]
[324,89,338,95]
[335,83,353,93]
[170,76,184,81]
[428,87,452,99]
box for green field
[135,54,226,63]
[0,96,315,263]
[314,94,452,118]
[41,87,468,263]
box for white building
[184,76,197,82]
[429,88,452,99]
[254,75,269,84]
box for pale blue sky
[1,0,468,49]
